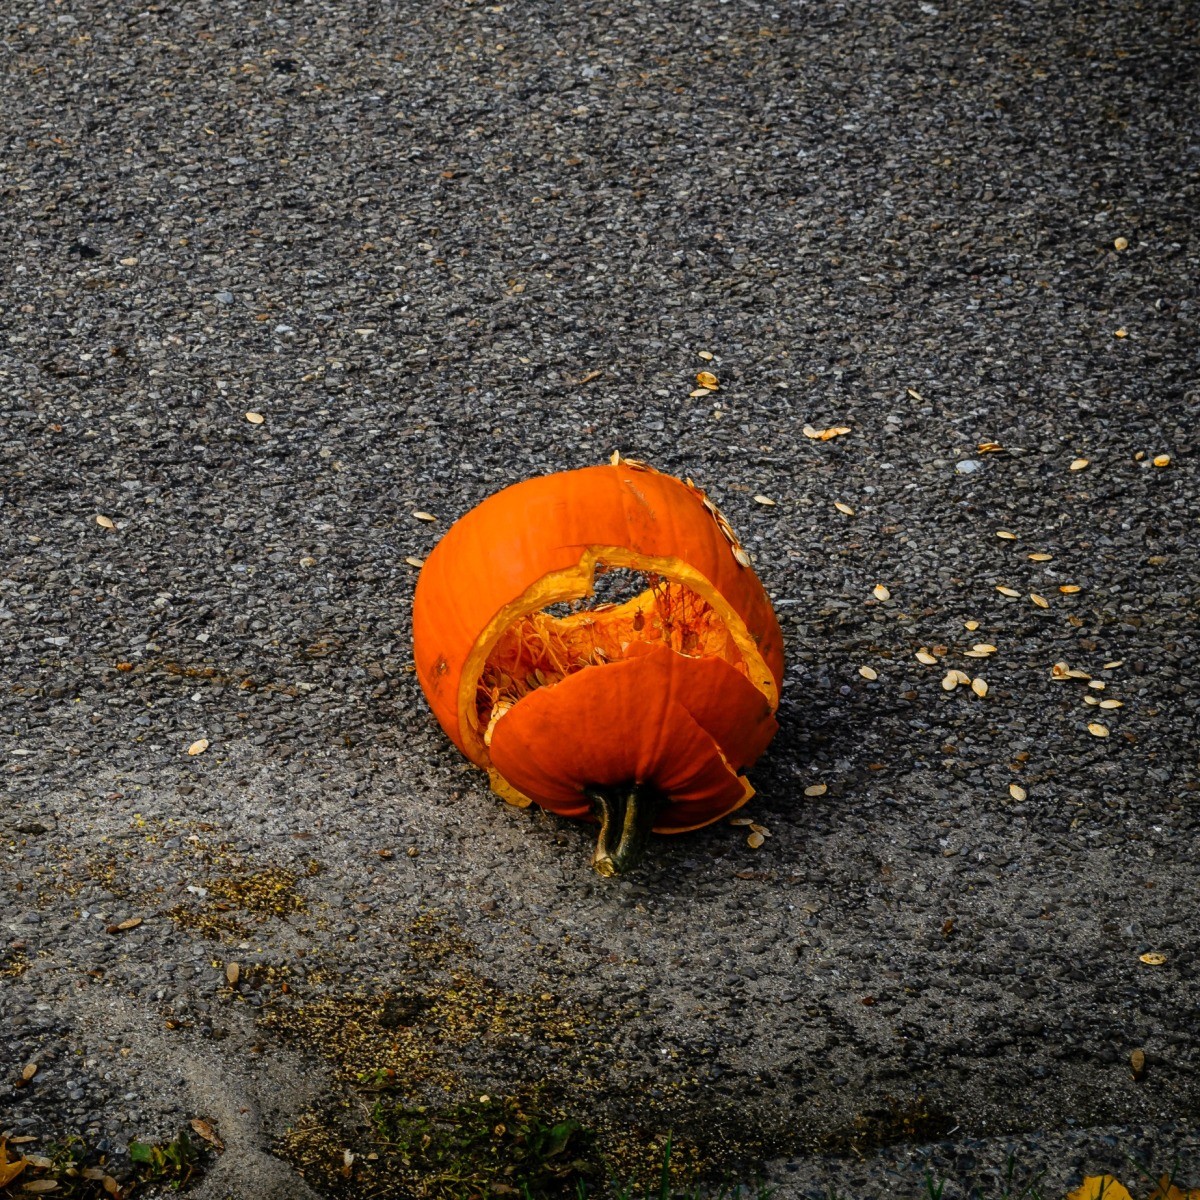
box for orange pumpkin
[412,456,784,874]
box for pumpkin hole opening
[477,564,748,747]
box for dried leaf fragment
[804,783,827,797]
[96,515,115,530]
[23,1181,61,1194]
[858,665,878,681]
[695,371,720,390]
[996,585,1020,597]
[970,677,988,697]
[116,917,142,931]
[753,494,776,506]
[1087,722,1110,738]
[245,411,265,424]
[747,831,765,849]
[1008,783,1027,801]
[915,649,938,665]
[872,584,891,601]
[187,738,209,756]
[1066,1177,1133,1200]
[1139,952,1167,966]
[1030,593,1050,609]
[413,511,437,522]
[834,501,855,516]
[1070,457,1090,471]
[190,1118,225,1151]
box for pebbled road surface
[2,0,1198,1195]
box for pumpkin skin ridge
[412,465,785,767]
[484,645,766,832]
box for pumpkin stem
[586,783,666,877]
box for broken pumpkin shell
[412,461,784,876]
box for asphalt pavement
[2,0,1198,1196]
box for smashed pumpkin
[412,456,784,875]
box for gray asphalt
[2,0,1198,1196]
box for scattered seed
[1139,952,1167,966]
[1067,668,1091,679]
[190,1118,224,1151]
[978,441,1004,453]
[1103,659,1124,669]
[187,738,209,756]
[964,619,980,631]
[858,665,878,681]
[96,514,115,529]
[972,643,997,654]
[915,649,938,665]
[996,530,1017,540]
[116,917,142,931]
[404,556,425,568]
[971,677,988,697]
[22,1063,38,1081]
[804,783,827,797]
[1087,722,1110,738]
[941,672,959,692]
[1099,699,1124,709]
[1115,327,1128,338]
[963,650,989,659]
[1088,680,1106,690]
[953,670,972,685]
[1059,584,1082,594]
[747,831,765,849]
[996,585,1020,597]
[413,511,437,522]
[1153,454,1171,468]
[1069,458,1089,471]
[729,817,754,826]
[749,823,771,837]
[872,584,891,601]
[1130,1048,1146,1080]
[802,424,822,440]
[696,371,719,390]
[1030,593,1050,609]
[1084,695,1100,706]
[245,411,265,424]
[732,545,752,567]
[21,1182,59,1194]
[1114,237,1129,251]
[698,350,714,360]
[834,501,855,516]
[226,961,240,985]
[1009,784,1027,801]
[1028,552,1053,562]
[689,387,712,398]
[1051,661,1071,679]
[753,494,776,506]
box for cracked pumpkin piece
[412,460,783,875]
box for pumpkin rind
[411,461,784,832]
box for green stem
[585,783,666,877]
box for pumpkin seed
[1067,668,1091,679]
[941,672,959,691]
[413,511,437,522]
[753,494,776,506]
[977,441,1004,453]
[1030,593,1050,608]
[698,350,714,360]
[1115,327,1128,338]
[1153,454,1171,467]
[729,817,754,826]
[858,665,878,681]
[803,783,827,797]
[964,619,980,631]
[1069,457,1089,470]
[22,1062,38,1081]
[972,643,998,654]
[802,424,822,440]
[245,411,265,424]
[732,545,752,568]
[1059,584,1082,593]
[689,387,711,398]
[117,917,142,931]
[696,371,719,390]
[404,556,425,568]
[1009,783,1027,801]
[872,584,891,601]
[953,670,972,685]
[1113,237,1129,251]
[1028,552,1053,561]
[1084,695,1100,706]
[187,738,209,756]
[996,585,1019,597]
[996,530,1017,540]
[1139,952,1167,965]
[1087,722,1110,738]
[749,823,771,836]
[226,961,240,985]
[971,677,988,697]
[915,649,938,665]
[1100,699,1124,709]
[96,514,115,529]
[963,650,991,658]
[747,831,765,848]
[1103,659,1124,669]
[1087,680,1106,690]
[834,501,855,516]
